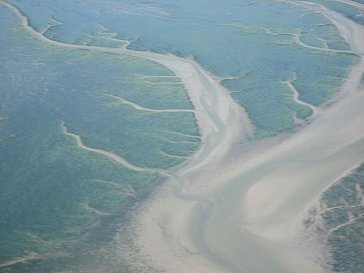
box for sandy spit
[1,1,363,272]
[124,2,364,273]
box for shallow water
[0,0,363,272]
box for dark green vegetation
[0,5,199,272]
[10,0,359,137]
[305,163,364,273]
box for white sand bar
[2,1,364,272]
[127,3,364,273]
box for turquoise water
[0,4,199,272]
[0,0,362,272]
[10,0,359,137]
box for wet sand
[126,2,364,273]
[1,0,364,272]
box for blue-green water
[0,0,362,272]
[9,0,359,137]
[0,4,199,272]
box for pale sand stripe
[281,72,319,116]
[0,253,40,269]
[0,1,252,272]
[128,3,364,273]
[106,93,196,113]
[293,32,355,54]
[60,121,152,173]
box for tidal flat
[0,3,200,271]
[0,0,363,272]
